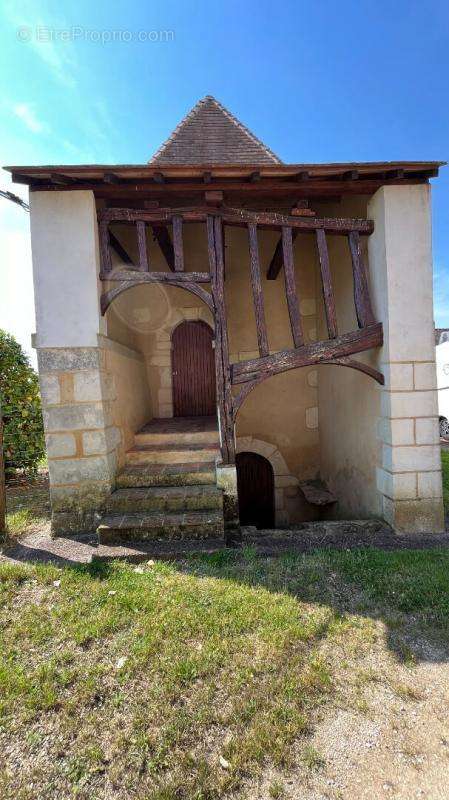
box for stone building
[5,96,445,541]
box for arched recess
[232,357,384,419]
[235,436,298,527]
[100,278,214,316]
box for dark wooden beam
[50,173,76,185]
[248,223,269,357]
[342,170,359,181]
[153,172,165,184]
[231,323,383,384]
[248,171,261,183]
[100,206,374,236]
[99,221,112,273]
[316,229,338,339]
[152,225,175,271]
[136,221,149,271]
[172,215,184,272]
[205,190,223,206]
[266,230,299,280]
[207,215,234,463]
[203,171,212,184]
[31,176,428,197]
[109,231,134,265]
[100,270,210,283]
[104,172,122,184]
[322,357,384,385]
[296,171,310,181]
[282,226,303,348]
[348,231,376,328]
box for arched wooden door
[172,321,216,417]
[236,451,275,529]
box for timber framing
[97,203,385,464]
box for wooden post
[281,226,304,348]
[0,404,6,539]
[172,215,184,271]
[207,215,235,464]
[316,229,338,339]
[247,223,269,357]
[136,221,149,272]
[348,230,376,328]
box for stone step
[116,463,217,488]
[104,485,223,513]
[126,443,220,465]
[97,509,225,544]
[135,416,219,447]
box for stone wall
[38,345,120,534]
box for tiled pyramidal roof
[149,95,281,165]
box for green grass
[0,546,448,799]
[4,477,50,537]
[441,450,449,513]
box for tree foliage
[0,330,45,475]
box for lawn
[0,546,448,799]
[441,449,449,512]
[1,469,449,798]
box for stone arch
[235,436,298,526]
[150,305,215,418]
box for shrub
[0,330,45,475]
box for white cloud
[13,102,48,134]
[3,1,78,89]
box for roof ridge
[148,95,282,164]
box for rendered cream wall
[316,197,382,518]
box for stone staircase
[97,417,225,544]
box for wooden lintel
[100,270,210,283]
[152,224,175,271]
[231,323,383,384]
[99,206,374,236]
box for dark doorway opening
[236,451,275,529]
[172,320,216,417]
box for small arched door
[172,321,216,417]
[236,451,275,529]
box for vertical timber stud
[136,221,149,272]
[316,229,338,339]
[99,221,112,273]
[348,230,376,328]
[172,215,184,272]
[207,215,235,464]
[248,223,269,357]
[281,226,304,348]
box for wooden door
[236,451,275,529]
[172,321,216,417]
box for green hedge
[0,330,45,475]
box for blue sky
[1,0,448,365]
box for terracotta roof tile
[149,96,281,165]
